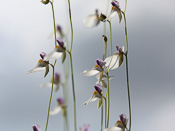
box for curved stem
[68,52,77,131]
[124,0,127,14]
[108,20,113,56]
[45,66,55,131]
[50,1,57,47]
[67,0,73,53]
[122,12,128,53]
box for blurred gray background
[0,0,175,130]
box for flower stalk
[107,20,113,56]
[45,65,55,131]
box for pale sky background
[0,0,175,131]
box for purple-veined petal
[57,38,64,48]
[50,105,61,115]
[32,124,41,131]
[94,84,102,94]
[82,69,99,76]
[83,15,100,28]
[40,52,46,59]
[120,114,128,127]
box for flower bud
[99,13,107,22]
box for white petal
[83,15,100,27]
[82,69,99,76]
[40,82,53,88]
[27,66,45,74]
[44,51,62,60]
[104,55,119,70]
[83,95,98,105]
[108,10,117,19]
[50,106,61,115]
[104,126,122,131]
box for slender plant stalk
[101,91,103,131]
[45,66,55,131]
[122,9,131,131]
[67,0,73,53]
[107,20,113,56]
[106,72,110,128]
[104,97,107,128]
[68,51,77,131]
[50,1,57,47]
[124,0,127,14]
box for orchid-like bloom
[108,0,122,23]
[82,58,105,82]
[50,98,66,116]
[80,124,90,131]
[27,52,49,77]
[32,124,41,131]
[104,114,128,131]
[96,73,114,88]
[44,38,66,63]
[40,72,61,92]
[56,25,64,38]
[84,84,103,109]
[83,10,106,28]
[104,46,124,71]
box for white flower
[104,46,124,70]
[84,84,103,109]
[108,0,122,23]
[44,38,66,63]
[27,52,49,77]
[40,72,61,92]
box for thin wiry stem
[122,10,131,131]
[101,91,103,131]
[124,0,127,14]
[104,97,107,128]
[67,0,73,53]
[68,51,77,131]
[45,66,54,131]
[108,20,113,56]
[50,1,57,47]
[106,72,110,128]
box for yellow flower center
[94,65,99,68]
[38,59,43,63]
[93,91,97,95]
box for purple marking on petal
[120,114,127,126]
[96,58,104,68]
[95,9,99,15]
[40,52,46,59]
[55,72,60,81]
[94,84,102,94]
[116,45,119,51]
[80,124,90,131]
[111,0,120,9]
[57,25,62,32]
[56,38,64,48]
[116,46,123,53]
[32,124,41,131]
[57,98,64,105]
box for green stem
[108,20,113,56]
[122,10,131,131]
[122,12,128,53]
[125,54,131,131]
[104,98,107,128]
[101,92,103,131]
[45,66,55,131]
[105,71,110,128]
[67,0,73,53]
[68,52,77,131]
[50,1,57,47]
[124,0,127,14]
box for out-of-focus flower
[83,10,106,28]
[104,46,124,70]
[84,84,103,109]
[27,52,49,77]
[32,124,41,131]
[50,98,66,116]
[82,58,105,82]
[96,73,114,88]
[44,38,66,63]
[80,124,90,131]
[108,0,122,23]
[56,25,64,38]
[104,114,128,131]
[40,72,61,92]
